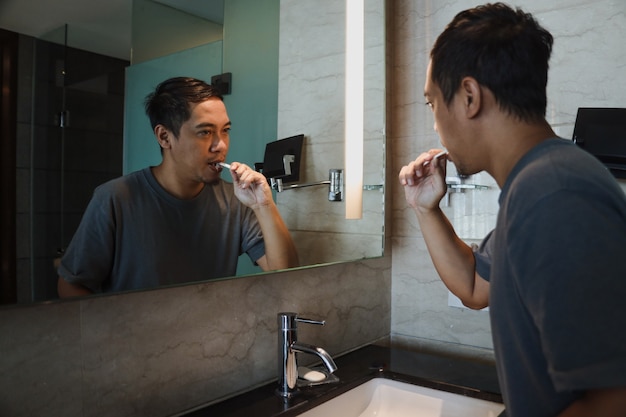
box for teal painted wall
[221,0,279,170]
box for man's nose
[210,133,228,152]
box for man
[58,77,298,297]
[399,3,626,416]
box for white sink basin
[297,378,505,417]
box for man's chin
[203,177,220,185]
[455,166,479,179]
[201,171,222,185]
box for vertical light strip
[345,0,364,219]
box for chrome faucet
[276,312,338,398]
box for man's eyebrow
[194,121,232,129]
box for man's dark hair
[144,77,223,138]
[430,2,553,122]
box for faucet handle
[277,312,326,330]
[295,317,325,326]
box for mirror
[1,0,385,305]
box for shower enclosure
[14,25,128,303]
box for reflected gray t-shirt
[58,167,265,293]
[473,138,626,417]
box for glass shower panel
[22,25,128,302]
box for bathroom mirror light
[344,0,365,220]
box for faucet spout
[291,342,338,373]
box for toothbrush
[433,150,448,161]
[423,150,448,166]
[217,162,231,169]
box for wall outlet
[448,291,489,311]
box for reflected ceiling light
[344,0,364,219]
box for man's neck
[150,165,205,200]
[487,119,556,188]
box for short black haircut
[144,77,223,138]
[431,2,553,122]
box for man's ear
[155,125,171,149]
[460,76,481,119]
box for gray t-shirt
[58,167,265,293]
[474,138,626,417]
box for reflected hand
[398,149,448,211]
[226,162,273,208]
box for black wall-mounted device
[572,107,626,178]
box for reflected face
[168,98,231,184]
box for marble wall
[276,0,386,266]
[390,0,626,356]
[0,258,391,417]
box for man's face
[424,61,451,146]
[168,98,231,184]
[423,61,474,176]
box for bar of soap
[298,366,327,382]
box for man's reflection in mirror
[57,77,298,298]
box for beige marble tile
[390,334,496,364]
[277,0,386,264]
[391,237,493,349]
[293,230,384,266]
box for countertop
[176,344,503,417]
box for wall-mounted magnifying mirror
[0,0,385,305]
